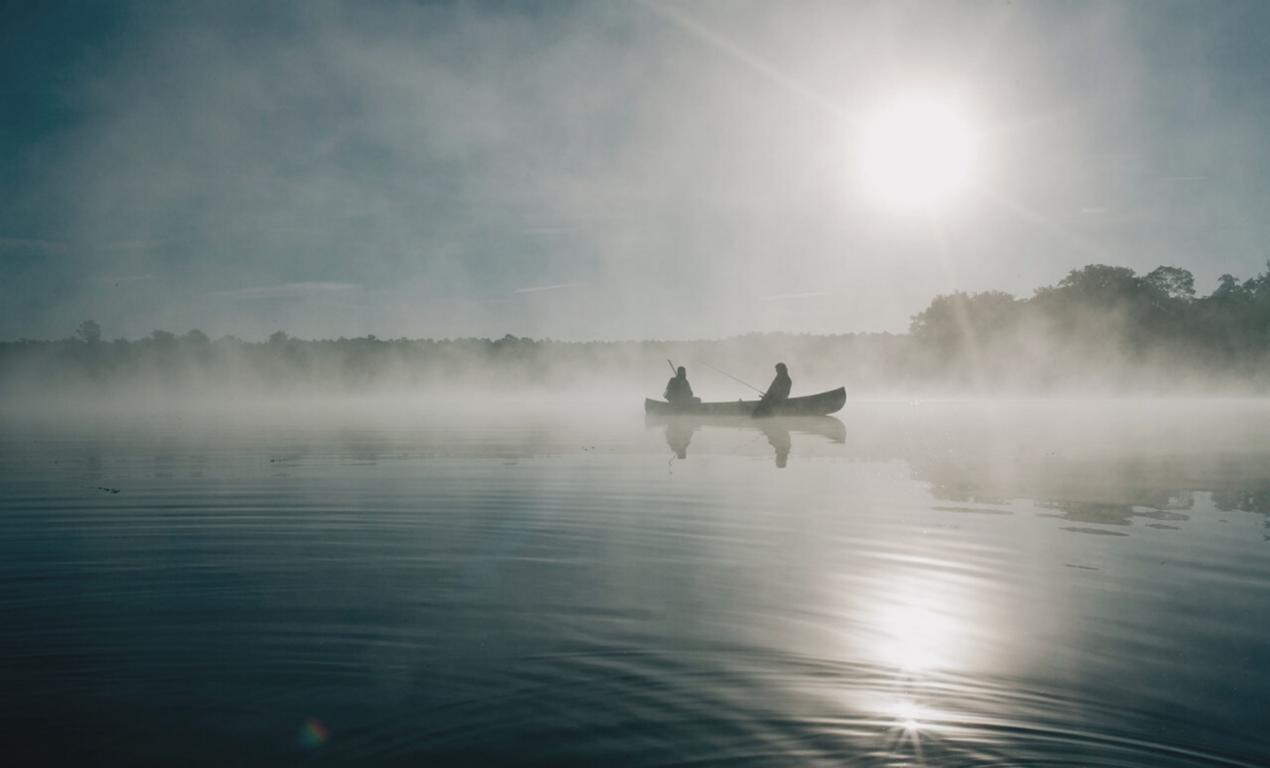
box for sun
[856,96,975,211]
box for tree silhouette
[5,262,1270,395]
[75,320,102,344]
[1145,266,1195,301]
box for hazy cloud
[0,237,65,252]
[762,292,832,302]
[4,1,1270,340]
[512,282,584,295]
[213,282,363,301]
[105,240,166,251]
[101,274,157,285]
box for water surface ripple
[2,402,1269,765]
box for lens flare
[298,718,329,750]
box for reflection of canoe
[644,387,846,417]
[644,413,847,443]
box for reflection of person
[664,420,697,459]
[664,367,699,406]
[761,423,791,468]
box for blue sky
[3,0,1270,340]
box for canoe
[644,386,846,417]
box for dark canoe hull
[644,387,846,417]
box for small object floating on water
[96,486,120,494]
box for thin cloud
[762,291,831,302]
[512,282,584,295]
[213,282,362,301]
[105,239,165,251]
[521,227,579,237]
[101,274,157,285]
[0,237,65,252]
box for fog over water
[4,400,1270,764]
[4,1,1270,340]
[6,2,1270,765]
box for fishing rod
[667,358,677,374]
[700,361,765,396]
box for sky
[3,0,1270,341]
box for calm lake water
[2,399,1269,765]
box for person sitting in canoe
[763,363,792,403]
[664,366,700,406]
[753,362,792,416]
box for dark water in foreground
[2,400,1269,766]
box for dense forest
[908,262,1270,389]
[4,262,1270,398]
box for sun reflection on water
[852,574,988,761]
[875,598,959,672]
[881,699,933,764]
[890,699,926,732]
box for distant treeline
[5,262,1270,397]
[909,262,1270,389]
[0,325,908,397]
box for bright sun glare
[857,96,975,211]
[878,601,951,671]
